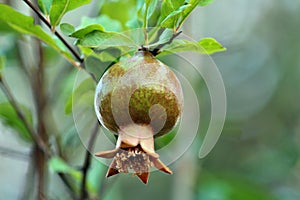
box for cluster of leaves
[0,0,225,71]
[61,0,225,63]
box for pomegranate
[94,49,183,183]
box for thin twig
[150,31,183,56]
[80,123,99,200]
[22,0,84,65]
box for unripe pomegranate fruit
[94,49,183,184]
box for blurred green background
[0,0,300,199]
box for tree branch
[33,22,48,199]
[80,123,99,199]
[22,0,84,65]
[20,2,101,198]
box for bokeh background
[0,0,300,199]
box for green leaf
[0,102,33,142]
[158,0,185,27]
[160,38,226,55]
[0,20,16,33]
[71,25,105,39]
[198,0,214,7]
[38,0,53,15]
[146,0,159,20]
[60,23,75,36]
[0,4,54,42]
[74,30,138,53]
[100,0,143,29]
[77,45,94,57]
[126,16,143,29]
[160,0,175,16]
[76,31,114,47]
[143,0,159,24]
[80,15,122,32]
[50,0,92,27]
[96,51,118,62]
[168,0,201,30]
[160,4,191,28]
[157,0,201,30]
[64,94,73,114]
[198,38,227,54]
[0,4,73,61]
[159,0,185,19]
[49,157,82,180]
[69,24,140,57]
[161,39,200,54]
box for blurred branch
[2,1,82,199]
[80,123,99,199]
[33,29,48,199]
[0,68,78,200]
[0,78,51,157]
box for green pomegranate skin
[94,50,183,137]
